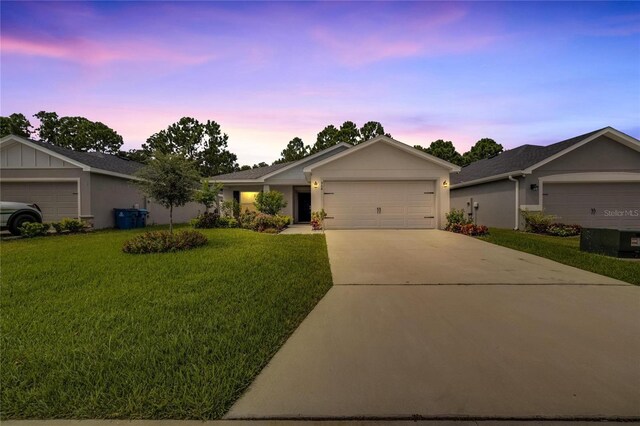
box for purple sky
[2,1,639,165]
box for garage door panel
[544,182,640,229]
[323,181,436,229]
[0,181,79,222]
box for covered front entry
[322,181,436,229]
[0,180,79,222]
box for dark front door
[297,192,311,222]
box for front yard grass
[479,228,640,285]
[0,227,333,419]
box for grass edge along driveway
[479,228,639,285]
[0,227,333,419]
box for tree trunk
[169,204,173,234]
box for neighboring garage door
[0,181,79,222]
[544,182,640,229]
[323,181,436,229]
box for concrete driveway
[226,230,639,421]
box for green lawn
[479,228,640,285]
[0,227,333,419]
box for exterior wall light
[442,180,449,188]
[312,180,320,189]
[530,184,539,191]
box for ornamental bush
[311,209,327,230]
[191,212,219,229]
[122,230,208,254]
[18,222,50,238]
[445,208,472,231]
[520,210,556,234]
[238,210,291,233]
[546,223,582,237]
[217,216,238,228]
[448,223,489,236]
[253,213,291,232]
[254,190,287,215]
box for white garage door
[323,181,436,229]
[0,181,79,222]
[544,182,640,229]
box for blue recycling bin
[114,209,138,229]
[136,209,149,228]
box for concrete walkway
[279,224,323,235]
[227,230,639,421]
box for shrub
[122,230,208,254]
[239,210,259,229]
[311,209,327,231]
[191,212,219,229]
[448,223,489,236]
[237,210,290,233]
[520,210,556,234]
[254,190,287,215]
[221,200,240,218]
[253,213,291,232]
[51,222,64,233]
[547,223,582,237]
[217,216,238,228]
[18,222,50,238]
[445,208,472,231]
[51,218,86,233]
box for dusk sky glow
[1,1,639,165]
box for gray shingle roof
[28,138,144,176]
[451,128,608,185]
[211,162,292,181]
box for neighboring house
[0,135,201,229]
[212,135,461,229]
[450,127,640,230]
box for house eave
[450,171,527,189]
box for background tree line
[1,112,503,174]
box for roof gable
[0,135,144,178]
[210,142,352,182]
[303,135,462,176]
[451,127,640,187]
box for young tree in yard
[0,113,33,138]
[134,153,201,233]
[34,111,124,153]
[461,138,503,166]
[414,139,463,166]
[254,190,287,215]
[194,180,223,213]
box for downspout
[508,175,519,230]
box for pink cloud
[308,4,502,66]
[0,35,214,67]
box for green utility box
[580,228,640,258]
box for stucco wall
[450,178,517,228]
[90,173,202,228]
[309,142,451,228]
[90,173,145,228]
